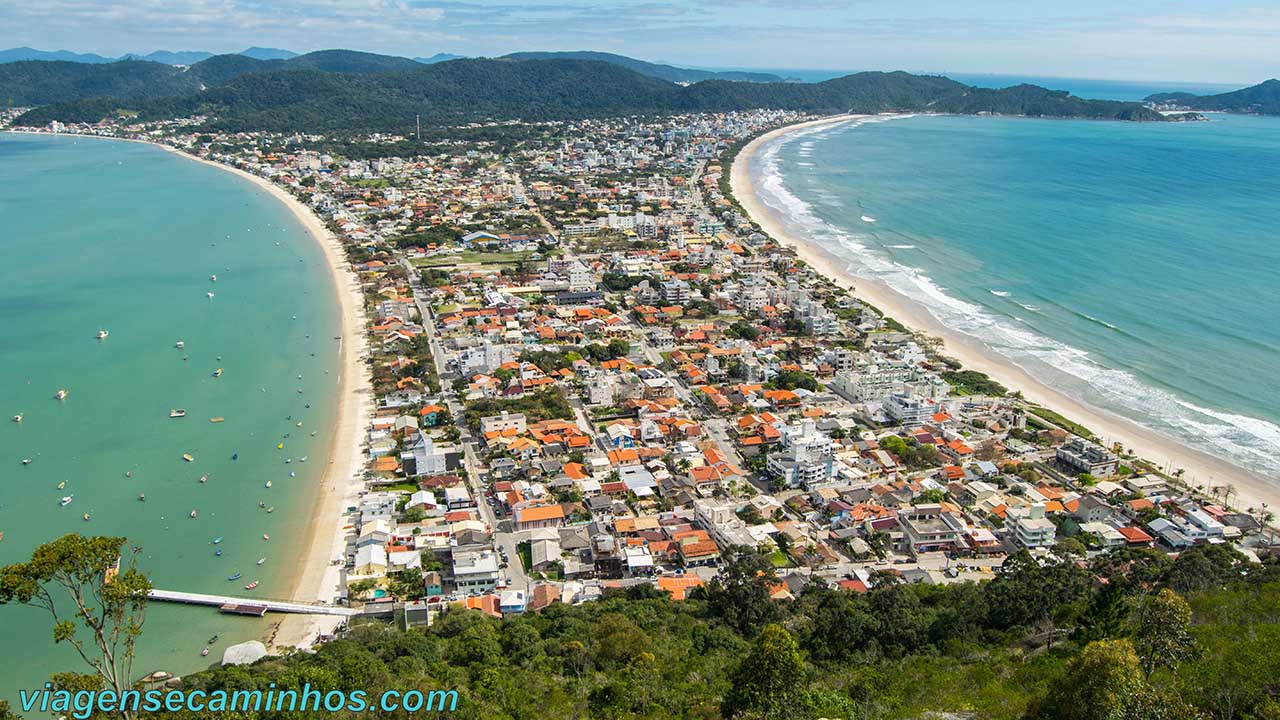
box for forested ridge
[6,55,1186,133]
[130,545,1280,720]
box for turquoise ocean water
[0,133,341,702]
[752,113,1280,484]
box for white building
[1007,504,1057,548]
[767,420,834,488]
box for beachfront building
[884,393,934,427]
[1056,437,1119,477]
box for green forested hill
[136,546,1280,720]
[12,58,1179,133]
[1147,79,1280,115]
[502,51,787,83]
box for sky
[3,0,1277,84]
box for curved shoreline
[731,115,1279,514]
[3,130,372,647]
[175,150,372,649]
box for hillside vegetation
[144,546,1280,720]
[11,57,1180,134]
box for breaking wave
[752,116,1280,481]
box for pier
[149,589,356,616]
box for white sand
[731,116,1279,514]
[165,148,373,649]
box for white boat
[265,480,273,488]
[189,509,198,518]
[210,274,217,282]
[860,215,877,223]
[169,409,186,418]
[175,340,185,349]
[60,495,73,507]
[212,368,223,378]
[96,329,109,339]
[11,414,20,423]
[207,292,215,299]
[256,557,266,565]
[21,458,32,465]
[54,389,68,400]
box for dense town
[9,106,1276,633]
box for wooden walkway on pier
[149,589,356,616]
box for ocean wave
[989,289,1012,297]
[861,215,877,223]
[754,119,1280,481]
[1075,311,1121,331]
[889,244,916,249]
[1016,302,1042,313]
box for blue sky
[3,0,1276,83]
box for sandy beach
[172,148,373,649]
[731,115,1280,515]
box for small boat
[82,513,91,521]
[227,573,241,581]
[200,647,210,657]
[54,389,68,400]
[259,501,266,508]
[265,506,274,514]
[169,409,186,418]
[256,557,266,565]
[284,458,291,464]
[289,471,296,477]
[214,549,222,556]
[11,414,20,423]
[299,456,308,462]
[296,421,303,428]
[265,480,272,488]
[276,443,283,450]
[209,417,225,423]
[182,453,195,462]
[207,292,215,299]
[262,534,270,541]
[231,453,238,460]
[60,495,74,507]
[212,536,223,544]
[208,634,219,644]
[175,340,185,349]
[210,274,217,282]
[189,509,198,518]
[21,458,33,465]
[212,368,223,378]
[199,473,208,484]
[57,480,65,489]
[244,581,259,590]
[138,493,145,501]
[96,329,109,339]
[125,471,132,477]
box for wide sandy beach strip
[171,148,373,649]
[732,116,1280,514]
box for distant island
[1146,78,1280,115]
[1,49,1207,133]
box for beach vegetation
[940,369,1008,397]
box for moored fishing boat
[227,572,241,581]
[212,368,223,377]
[96,329,109,339]
[182,453,194,462]
[209,417,225,423]
[60,495,73,507]
[54,389,68,400]
[169,409,186,418]
[244,581,259,590]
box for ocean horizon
[750,112,1280,490]
[0,132,343,703]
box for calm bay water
[754,113,1280,483]
[0,133,341,702]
